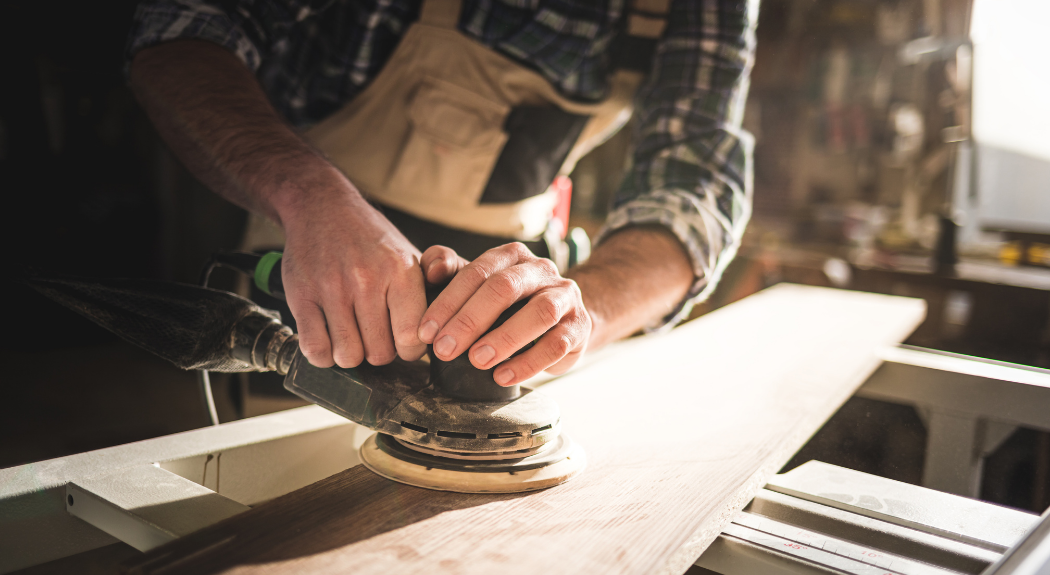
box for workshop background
[3,0,1049,513]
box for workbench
[3,284,1045,574]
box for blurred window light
[968,0,1050,235]
[970,0,1050,162]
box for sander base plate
[359,432,586,493]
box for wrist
[265,161,367,229]
[566,226,694,349]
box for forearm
[567,226,694,350]
[128,39,358,226]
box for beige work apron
[304,0,662,240]
[242,0,668,251]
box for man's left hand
[417,243,592,386]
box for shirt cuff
[596,188,749,331]
[126,2,262,72]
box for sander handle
[210,250,532,400]
[204,251,285,299]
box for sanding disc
[359,432,586,493]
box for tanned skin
[130,39,694,384]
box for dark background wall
[1,0,249,466]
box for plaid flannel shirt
[127,0,757,329]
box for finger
[545,344,586,375]
[432,260,559,361]
[388,268,428,361]
[354,290,397,365]
[422,243,534,338]
[491,318,588,386]
[420,245,468,285]
[323,299,366,369]
[466,285,574,370]
[287,298,335,368]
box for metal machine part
[283,351,562,454]
[229,311,299,375]
[984,507,1050,575]
[25,274,294,373]
[358,431,586,493]
[695,461,1040,575]
[27,257,579,492]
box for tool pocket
[480,106,590,204]
[386,77,510,208]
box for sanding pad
[360,432,586,493]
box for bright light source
[971,0,1050,162]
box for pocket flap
[409,77,509,149]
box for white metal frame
[2,346,1050,573]
[860,346,1050,498]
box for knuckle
[561,277,582,297]
[431,300,460,322]
[463,264,491,287]
[317,274,343,296]
[517,354,545,377]
[537,257,559,275]
[299,338,331,360]
[348,267,375,293]
[422,245,446,259]
[494,329,519,354]
[328,326,356,344]
[367,351,396,365]
[488,271,522,300]
[534,295,562,325]
[496,242,528,261]
[547,334,572,360]
[393,327,423,349]
[451,313,480,335]
[333,354,364,368]
[299,343,328,358]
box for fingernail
[419,320,438,342]
[494,367,514,386]
[434,335,456,358]
[426,260,439,277]
[473,345,495,365]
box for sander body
[27,251,585,493]
[282,292,584,493]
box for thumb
[420,245,468,285]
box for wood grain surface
[124,285,925,575]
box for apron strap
[419,0,462,29]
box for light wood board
[124,284,925,575]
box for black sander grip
[220,251,534,402]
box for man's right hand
[273,171,430,368]
[130,40,437,369]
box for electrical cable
[197,259,221,426]
[196,251,280,426]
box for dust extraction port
[487,432,523,439]
[437,431,476,439]
[400,421,428,433]
[530,424,553,434]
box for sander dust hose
[197,251,288,425]
[23,257,298,426]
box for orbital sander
[26,251,584,493]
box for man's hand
[275,175,428,369]
[130,40,430,369]
[415,227,694,385]
[417,243,592,386]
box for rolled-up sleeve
[126,0,267,71]
[599,0,758,330]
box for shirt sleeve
[125,0,277,72]
[598,0,758,331]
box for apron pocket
[480,105,590,204]
[386,76,509,208]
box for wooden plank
[124,285,925,575]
